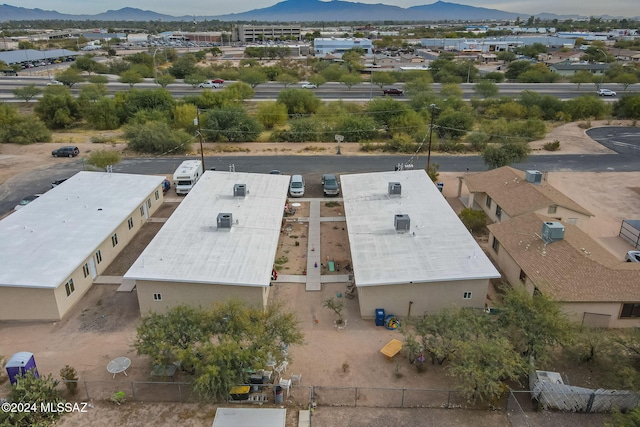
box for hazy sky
[4,0,637,18]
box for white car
[301,83,317,89]
[46,80,64,86]
[199,81,222,88]
[626,251,640,262]
[597,88,616,96]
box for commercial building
[313,38,374,56]
[125,171,290,316]
[341,170,500,319]
[234,25,302,43]
[0,172,165,321]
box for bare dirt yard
[1,121,639,426]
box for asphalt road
[0,77,636,101]
[2,127,640,216]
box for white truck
[173,160,203,195]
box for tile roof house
[487,212,640,328]
[463,167,593,230]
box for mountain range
[0,1,633,22]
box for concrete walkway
[305,200,322,291]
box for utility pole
[196,108,206,171]
[426,104,437,175]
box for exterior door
[89,258,97,279]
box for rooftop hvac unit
[388,182,402,195]
[217,213,233,230]
[541,221,564,242]
[394,214,410,232]
[525,170,543,184]
[233,184,246,197]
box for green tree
[168,53,198,79]
[371,71,395,89]
[340,73,362,89]
[54,68,84,87]
[277,88,321,115]
[496,285,573,364]
[239,68,268,88]
[173,103,198,133]
[570,70,595,91]
[87,150,121,169]
[34,86,82,129]
[473,80,499,98]
[74,55,99,74]
[614,73,639,91]
[11,84,42,102]
[505,60,532,80]
[119,70,144,87]
[125,120,192,154]
[224,82,255,102]
[496,51,516,63]
[276,73,298,88]
[448,337,526,403]
[333,113,378,142]
[85,97,120,130]
[435,109,474,140]
[184,73,208,88]
[256,102,289,129]
[0,371,65,427]
[202,106,262,142]
[613,94,640,119]
[134,300,304,400]
[88,74,109,84]
[273,117,321,142]
[481,141,531,169]
[0,113,51,144]
[156,73,176,88]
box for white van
[289,175,305,197]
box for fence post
[131,381,135,401]
[178,383,182,402]
[586,392,595,413]
[401,388,405,408]
[447,390,451,407]
[354,387,358,407]
[84,380,90,401]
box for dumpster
[274,386,283,404]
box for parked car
[51,178,68,188]
[289,175,305,197]
[383,87,404,95]
[198,81,222,88]
[597,88,616,96]
[14,194,42,211]
[626,251,640,262]
[51,146,79,157]
[46,80,64,86]
[301,82,317,89]
[269,170,282,175]
[321,174,340,196]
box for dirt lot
[1,121,639,426]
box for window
[492,237,500,253]
[620,303,640,318]
[111,233,118,247]
[83,263,90,278]
[495,205,502,220]
[463,292,472,299]
[147,199,152,209]
[65,279,75,297]
[140,206,145,216]
[96,250,102,264]
[548,205,557,214]
[128,217,134,230]
[519,269,527,283]
[155,190,160,200]
[153,293,162,301]
[485,195,492,208]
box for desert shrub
[88,150,122,169]
[60,365,78,395]
[125,121,192,154]
[383,133,418,153]
[466,132,489,151]
[273,117,321,142]
[459,208,488,233]
[543,140,560,151]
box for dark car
[52,146,79,157]
[51,178,68,188]
[322,173,340,196]
[383,88,404,95]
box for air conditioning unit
[388,182,401,195]
[217,213,233,230]
[394,214,410,232]
[542,221,564,242]
[525,170,542,184]
[233,184,246,197]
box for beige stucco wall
[469,192,511,224]
[0,287,59,321]
[357,279,490,319]
[136,280,268,316]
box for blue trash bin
[375,308,385,326]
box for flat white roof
[125,171,290,287]
[341,170,500,287]
[0,172,164,289]
[212,408,286,427]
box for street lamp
[426,104,437,175]
[596,48,608,88]
[152,48,159,85]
